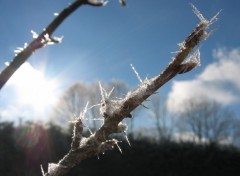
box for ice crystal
[191,3,207,24]
[4,62,10,66]
[124,132,131,146]
[184,48,201,66]
[131,64,143,83]
[117,122,128,133]
[40,165,45,176]
[14,43,28,55]
[115,141,122,154]
[102,0,109,6]
[119,0,127,7]
[191,3,221,28]
[31,30,38,39]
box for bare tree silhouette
[177,97,236,144]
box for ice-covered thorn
[124,132,131,147]
[40,165,45,176]
[99,81,106,102]
[130,64,143,83]
[31,30,39,39]
[108,87,115,98]
[4,62,10,66]
[190,3,207,23]
[14,48,22,53]
[144,76,149,82]
[82,102,89,117]
[115,141,122,154]
[119,0,127,7]
[171,51,180,54]
[52,36,64,43]
[102,0,109,6]
[209,9,222,25]
[24,43,28,48]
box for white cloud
[199,48,240,88]
[167,48,240,114]
[0,62,61,124]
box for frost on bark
[42,4,219,176]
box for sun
[8,62,60,113]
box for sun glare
[8,62,59,113]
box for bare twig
[43,5,220,176]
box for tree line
[51,80,240,147]
[1,120,240,176]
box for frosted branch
[0,0,110,90]
[1,1,219,175]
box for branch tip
[190,3,207,23]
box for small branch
[0,0,105,90]
[71,116,84,151]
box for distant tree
[52,80,131,131]
[51,82,92,131]
[178,97,235,144]
[231,118,240,147]
[150,94,174,141]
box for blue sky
[0,0,240,124]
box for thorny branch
[41,4,220,176]
[0,0,219,175]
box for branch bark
[42,5,220,176]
